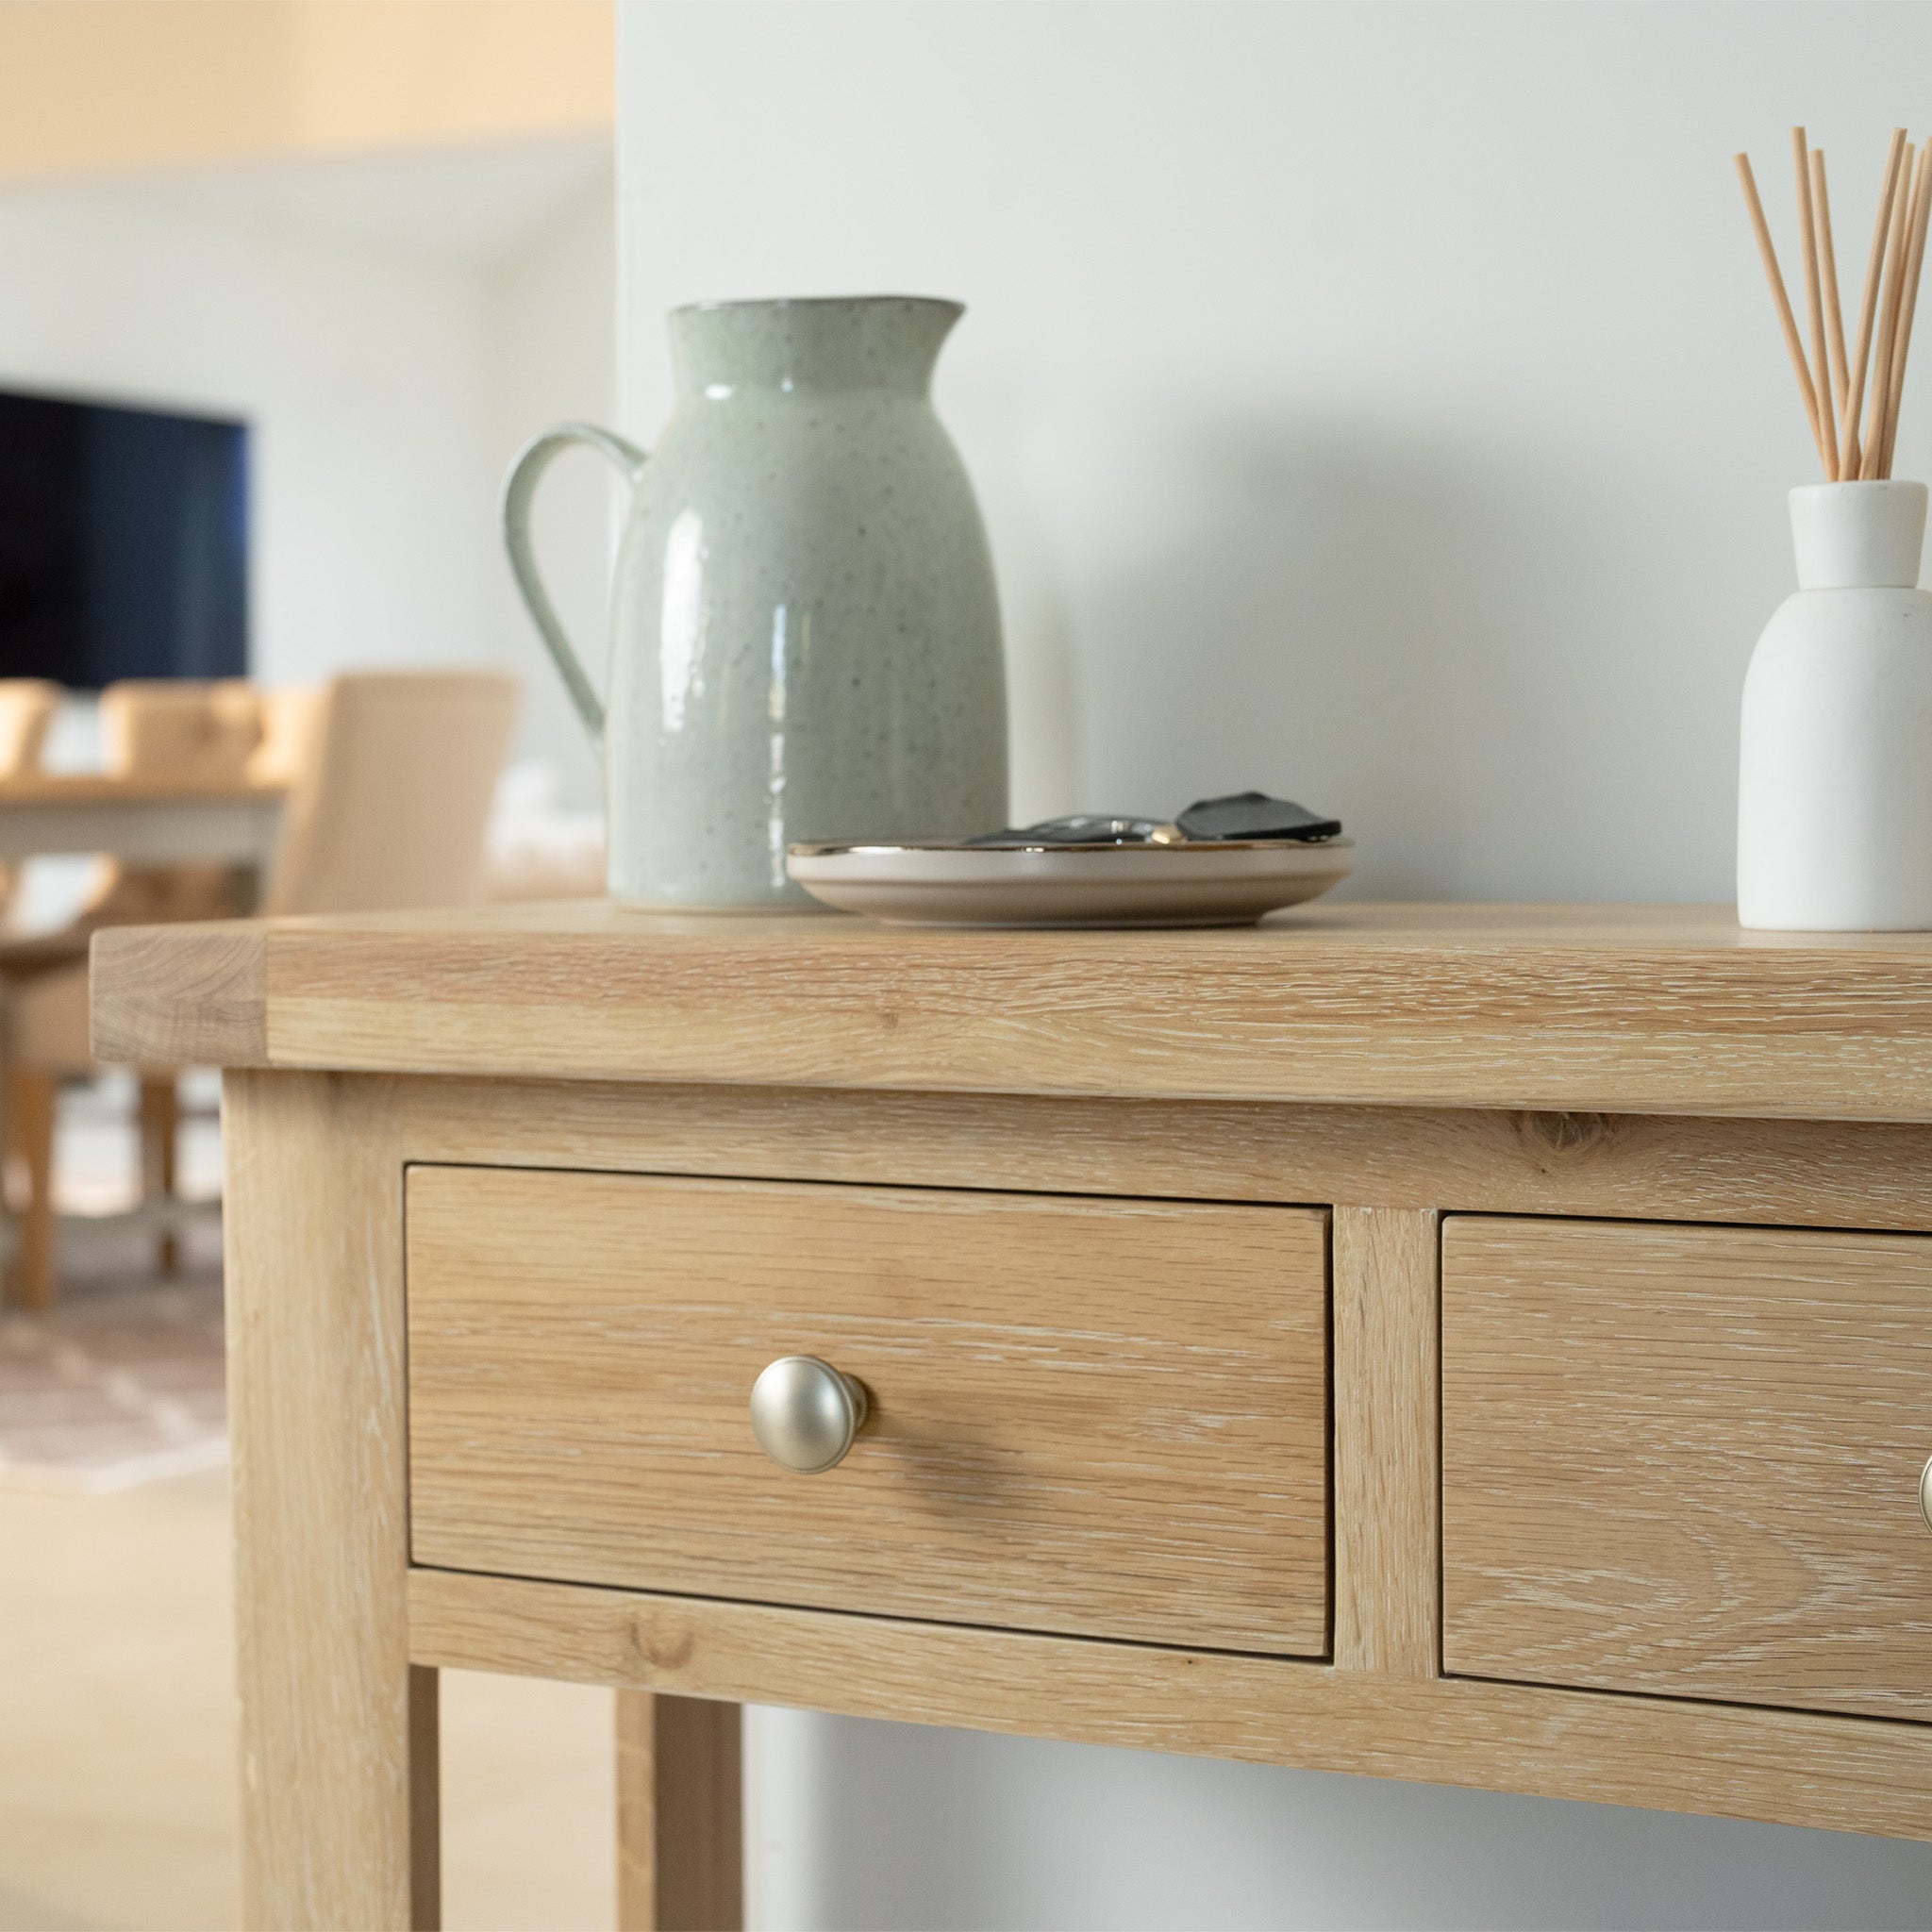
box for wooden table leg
[139,1072,180,1274]
[8,1067,57,1309]
[408,1667,441,1931]
[616,1691,743,1932]
[225,1072,436,1930]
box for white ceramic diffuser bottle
[1738,479,1932,928]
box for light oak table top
[89,899,1932,1120]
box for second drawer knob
[750,1356,870,1474]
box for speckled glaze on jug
[502,294,1008,908]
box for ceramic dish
[786,838,1355,927]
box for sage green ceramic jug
[503,294,1008,908]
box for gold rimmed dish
[785,837,1355,927]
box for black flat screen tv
[0,389,248,689]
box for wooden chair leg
[138,1073,179,1274]
[7,1069,57,1310]
[617,1691,743,1932]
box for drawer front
[1442,1215,1932,1719]
[407,1167,1329,1654]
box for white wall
[483,166,618,807]
[0,175,494,692]
[617,4,1932,1924]
[620,0,1932,900]
[0,138,615,804]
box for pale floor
[0,1085,622,1932]
[0,1470,621,1932]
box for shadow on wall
[758,1710,1932,1932]
[1015,406,1760,904]
[944,375,1086,825]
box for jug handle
[501,422,649,740]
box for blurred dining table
[0,773,285,869]
[0,774,286,961]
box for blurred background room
[0,7,617,1929]
[8,4,1932,1932]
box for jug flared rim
[672,292,965,319]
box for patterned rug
[0,1233,225,1493]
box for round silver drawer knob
[1921,1455,1932,1536]
[750,1356,870,1474]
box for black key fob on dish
[1174,791,1342,842]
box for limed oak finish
[407,1169,1328,1654]
[1442,1216,1932,1720]
[89,903,1932,1931]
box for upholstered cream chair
[5,671,518,1307]
[256,671,516,916]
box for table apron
[0,795,283,867]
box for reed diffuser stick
[1812,150,1851,437]
[1793,129,1840,476]
[1862,142,1913,478]
[1735,153,1828,470]
[1882,142,1932,475]
[1740,127,1930,479]
[1841,127,1907,476]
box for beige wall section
[0,0,612,183]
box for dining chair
[4,679,265,1305]
[0,680,58,771]
[4,670,519,1307]
[84,678,263,926]
[256,670,518,916]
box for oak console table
[90,902,1932,1930]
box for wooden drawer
[406,1168,1329,1654]
[1442,1215,1932,1720]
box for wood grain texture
[225,1072,431,1929]
[406,1169,1330,1655]
[615,1692,652,1932]
[1442,1216,1932,1720]
[408,1567,1932,1842]
[616,1692,742,1932]
[1333,1208,1439,1677]
[91,923,268,1068]
[394,1077,1932,1235]
[77,900,1932,1120]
